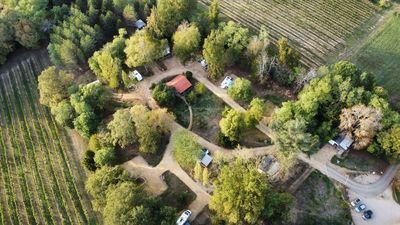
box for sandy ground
[348,188,400,225]
[353,174,381,185]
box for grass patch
[160,171,197,211]
[264,94,287,106]
[294,171,352,225]
[351,13,400,107]
[331,150,388,172]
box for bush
[185,71,193,80]
[186,91,197,104]
[227,78,253,102]
[217,131,238,149]
[152,82,176,106]
[82,150,97,171]
[94,147,117,167]
[172,130,202,170]
[194,83,207,95]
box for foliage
[194,161,202,181]
[246,26,270,80]
[51,100,75,127]
[89,29,127,89]
[48,7,103,69]
[0,10,16,64]
[173,22,201,62]
[147,0,197,38]
[245,98,266,128]
[73,111,98,138]
[210,160,292,225]
[208,0,220,31]
[171,129,202,170]
[94,147,117,167]
[202,167,209,186]
[339,105,382,150]
[217,131,239,149]
[38,66,72,108]
[82,150,97,171]
[151,82,176,106]
[203,21,250,79]
[277,37,300,69]
[124,28,167,68]
[14,18,41,48]
[219,109,245,142]
[107,109,136,148]
[86,166,132,212]
[271,118,319,154]
[227,77,253,102]
[375,124,400,162]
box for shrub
[227,78,253,102]
[186,91,197,104]
[217,131,238,149]
[94,147,117,167]
[194,83,207,95]
[152,82,176,106]
[185,71,193,80]
[82,150,97,171]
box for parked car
[362,210,373,220]
[177,210,192,225]
[220,76,233,89]
[350,198,361,207]
[355,204,366,213]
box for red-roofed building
[166,75,192,94]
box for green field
[0,54,97,225]
[199,0,378,68]
[351,13,400,106]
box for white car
[350,198,361,207]
[355,204,366,213]
[176,210,192,225]
[220,76,234,89]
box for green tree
[209,160,267,225]
[51,100,75,127]
[123,5,137,25]
[246,26,270,79]
[89,50,122,89]
[151,82,176,106]
[202,167,209,186]
[0,13,16,64]
[245,98,266,128]
[194,161,202,181]
[82,150,97,171]
[219,109,245,142]
[172,129,202,170]
[208,0,220,30]
[277,37,300,69]
[376,124,400,162]
[124,28,167,68]
[74,111,98,138]
[86,166,132,211]
[38,66,72,108]
[227,78,253,102]
[94,147,117,167]
[203,29,226,79]
[108,109,136,148]
[14,18,40,48]
[271,118,320,154]
[172,22,201,62]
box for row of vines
[199,0,378,68]
[0,53,97,225]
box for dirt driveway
[348,188,400,225]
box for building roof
[201,154,213,167]
[135,19,146,29]
[258,155,274,173]
[166,75,192,94]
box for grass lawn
[160,171,197,211]
[331,150,388,172]
[264,94,287,107]
[293,171,352,225]
[351,13,400,107]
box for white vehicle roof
[176,210,191,225]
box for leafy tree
[202,167,209,186]
[0,13,15,64]
[277,37,300,69]
[271,118,320,154]
[261,189,294,222]
[151,82,176,106]
[89,134,102,151]
[124,28,167,68]
[48,7,102,69]
[339,105,382,150]
[147,0,196,38]
[208,0,220,30]
[219,109,245,142]
[227,78,253,102]
[203,22,249,79]
[74,111,98,138]
[172,22,201,62]
[209,160,267,225]
[38,66,72,108]
[86,166,132,211]
[51,100,75,127]
[245,98,266,128]
[14,18,40,48]
[194,161,202,181]
[82,150,97,171]
[376,124,400,162]
[246,26,270,79]
[108,109,136,148]
[172,129,202,170]
[94,147,117,167]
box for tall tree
[14,18,40,48]
[172,129,202,170]
[208,0,220,30]
[227,78,253,102]
[107,109,136,148]
[245,98,266,128]
[339,105,382,150]
[125,28,167,69]
[219,109,245,142]
[376,124,400,162]
[172,22,201,62]
[277,37,300,69]
[38,66,72,108]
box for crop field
[0,53,97,225]
[351,13,400,105]
[199,0,378,68]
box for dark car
[362,210,373,220]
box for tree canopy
[227,77,253,102]
[172,22,201,62]
[219,108,245,142]
[38,66,73,108]
[172,129,202,170]
[107,109,136,148]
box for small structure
[200,149,213,167]
[166,74,192,94]
[87,79,100,87]
[129,70,143,81]
[135,19,146,30]
[258,155,280,176]
[163,44,172,58]
[329,134,354,155]
[220,76,234,89]
[200,59,208,70]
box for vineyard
[199,0,378,68]
[351,13,400,105]
[0,52,97,225]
